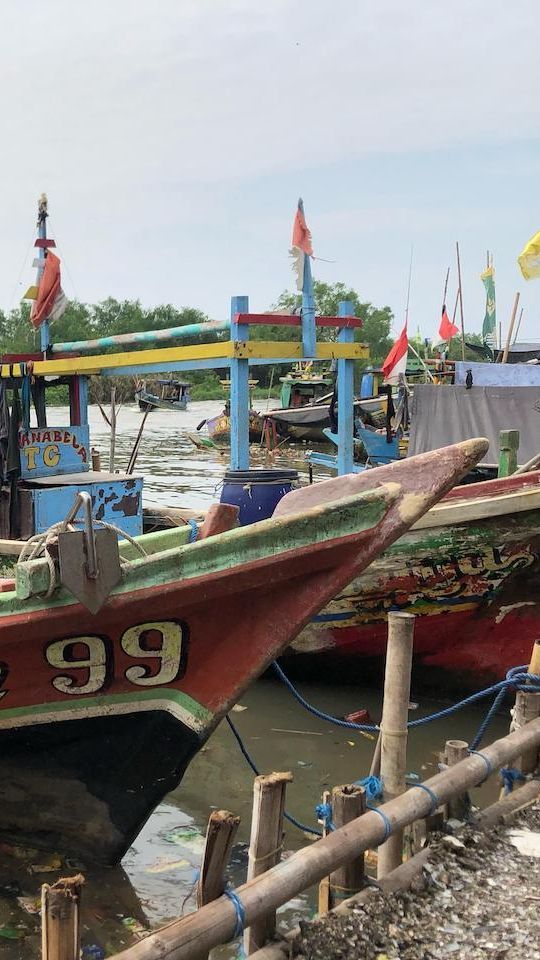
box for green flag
[481,266,496,357]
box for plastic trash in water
[146,857,191,874]
[82,945,106,960]
[121,918,148,940]
[17,896,40,915]
[0,926,25,939]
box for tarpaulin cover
[408,384,540,466]
[455,361,540,387]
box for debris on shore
[297,802,540,960]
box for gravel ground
[297,802,540,960]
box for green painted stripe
[8,486,392,615]
[0,688,214,728]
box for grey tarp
[408,384,540,466]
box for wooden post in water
[197,810,240,907]
[498,429,519,478]
[41,875,84,960]
[512,639,540,774]
[244,772,292,955]
[444,739,470,820]
[91,448,101,471]
[318,789,332,915]
[377,611,415,878]
[109,386,117,472]
[328,785,366,906]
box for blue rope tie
[224,886,246,940]
[500,767,526,795]
[468,749,494,783]
[315,802,335,831]
[367,804,392,840]
[187,518,199,542]
[413,782,440,815]
[355,775,383,801]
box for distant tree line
[0,284,486,403]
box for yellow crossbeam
[0,340,367,378]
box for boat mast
[36,193,50,353]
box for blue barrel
[220,469,299,526]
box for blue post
[37,207,50,354]
[301,248,316,358]
[337,300,355,475]
[230,295,250,470]
[78,376,89,425]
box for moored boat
[290,466,540,686]
[135,379,190,411]
[0,195,487,865]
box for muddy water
[0,403,509,957]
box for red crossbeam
[233,313,362,329]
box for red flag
[31,253,67,328]
[292,202,313,256]
[382,325,408,383]
[438,304,459,341]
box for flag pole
[441,266,450,350]
[502,292,520,364]
[513,307,524,345]
[455,241,466,361]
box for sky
[1,0,539,344]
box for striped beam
[50,319,231,355]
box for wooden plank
[197,811,240,929]
[412,484,540,530]
[498,429,520,477]
[234,341,368,360]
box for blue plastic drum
[220,469,299,526]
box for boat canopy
[408,384,540,466]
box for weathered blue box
[19,472,143,539]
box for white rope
[17,518,147,598]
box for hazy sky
[1,0,539,343]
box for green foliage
[444,332,487,362]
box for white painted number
[46,637,108,695]
[121,621,183,686]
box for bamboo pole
[197,811,240,908]
[512,639,540,774]
[107,718,540,960]
[109,387,117,472]
[328,785,366,905]
[377,611,415,879]
[127,408,150,474]
[41,875,84,960]
[244,772,292,954]
[455,242,466,361]
[501,292,520,363]
[444,739,470,820]
[513,307,524,345]
[249,776,540,960]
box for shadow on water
[0,404,511,957]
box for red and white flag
[382,325,408,384]
[438,303,459,341]
[290,199,313,291]
[31,252,67,328]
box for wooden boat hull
[268,396,389,444]
[291,471,540,685]
[137,394,188,412]
[0,440,485,864]
[206,412,264,445]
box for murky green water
[0,403,510,957]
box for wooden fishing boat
[0,197,485,865]
[0,441,483,864]
[290,467,540,686]
[135,379,190,411]
[206,409,264,445]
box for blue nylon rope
[367,804,392,840]
[500,767,526,795]
[187,518,199,542]
[468,749,494,783]
[413,782,440,815]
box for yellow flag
[518,230,540,280]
